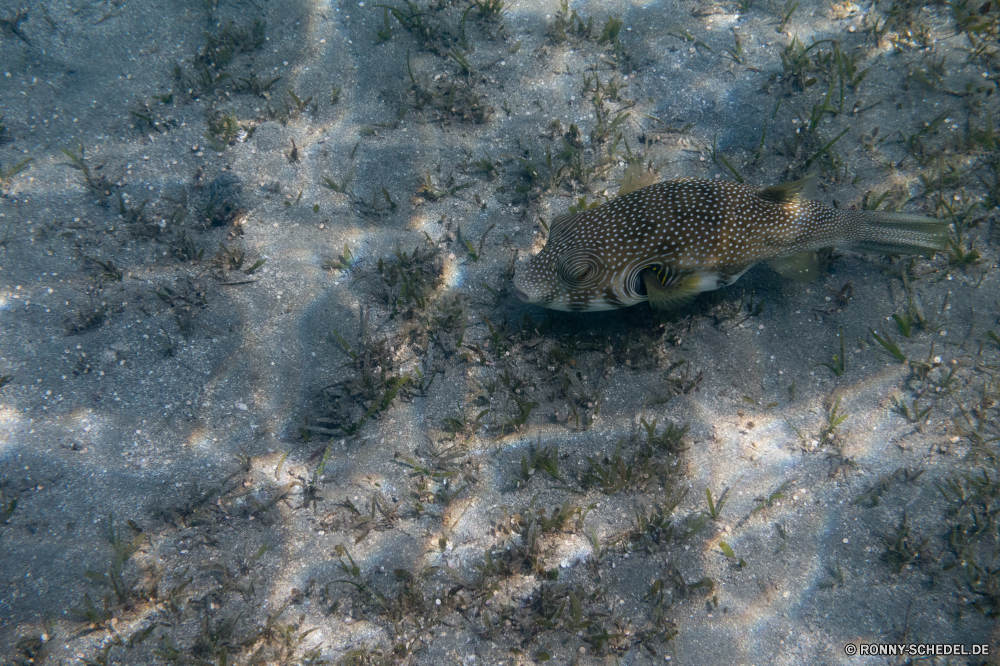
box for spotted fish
[513,171,948,312]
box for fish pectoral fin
[759,176,817,204]
[642,269,698,310]
[767,251,822,282]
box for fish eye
[556,258,597,285]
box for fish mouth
[514,287,531,303]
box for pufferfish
[513,168,948,312]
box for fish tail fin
[844,210,948,257]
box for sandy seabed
[0,0,998,664]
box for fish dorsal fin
[642,269,698,310]
[758,176,816,204]
[617,163,658,197]
[767,251,822,281]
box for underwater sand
[0,0,998,664]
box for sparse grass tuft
[74,514,149,629]
[0,154,31,193]
[883,511,928,574]
[520,440,565,485]
[853,467,924,507]
[324,243,357,271]
[819,397,849,447]
[816,326,846,376]
[870,327,906,362]
[60,143,117,201]
[777,0,799,32]
[376,240,443,316]
[752,479,796,514]
[0,484,16,527]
